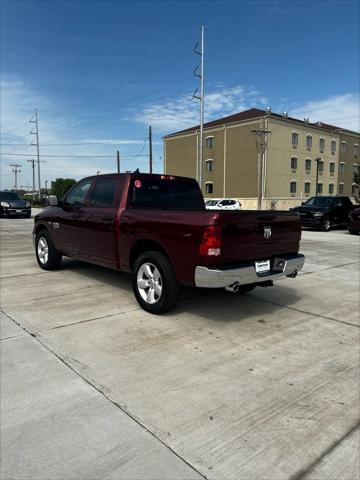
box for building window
[338,183,344,194]
[205,182,213,194]
[331,140,336,155]
[292,132,298,147]
[354,145,359,158]
[329,162,335,176]
[290,157,297,170]
[305,159,311,172]
[317,183,323,194]
[352,184,358,195]
[319,138,325,152]
[339,162,345,174]
[290,181,297,194]
[353,164,359,174]
[206,136,214,149]
[304,182,311,195]
[341,142,347,153]
[318,160,324,174]
[206,160,214,172]
[306,135,312,149]
[329,183,334,194]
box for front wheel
[35,230,62,270]
[322,218,331,232]
[132,251,179,314]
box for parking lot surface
[1,213,359,480]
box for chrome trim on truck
[195,254,305,288]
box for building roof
[165,108,359,138]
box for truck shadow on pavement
[60,257,302,324]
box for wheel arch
[129,239,171,271]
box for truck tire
[35,230,62,270]
[322,218,331,232]
[132,251,179,314]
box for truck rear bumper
[194,254,305,288]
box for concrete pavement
[1,214,359,479]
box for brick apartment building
[164,108,359,209]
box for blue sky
[1,0,359,190]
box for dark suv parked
[291,196,355,231]
[0,191,31,218]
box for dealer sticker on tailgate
[255,260,270,274]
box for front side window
[65,180,92,206]
[329,183,334,194]
[304,182,311,194]
[292,132,298,146]
[317,183,323,194]
[331,140,336,154]
[306,135,312,149]
[305,159,311,171]
[205,182,213,194]
[319,138,325,152]
[338,183,344,194]
[89,178,118,207]
[206,137,214,149]
[290,181,296,194]
[291,157,297,170]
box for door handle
[102,215,114,221]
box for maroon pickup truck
[33,172,305,313]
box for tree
[51,178,76,199]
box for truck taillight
[199,225,221,256]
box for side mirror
[47,195,58,206]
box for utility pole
[251,120,271,210]
[10,164,21,191]
[117,150,120,173]
[45,180,49,195]
[27,159,36,202]
[30,109,42,200]
[149,126,153,174]
[193,25,205,190]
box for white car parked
[205,198,241,210]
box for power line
[1,152,149,158]
[0,138,147,146]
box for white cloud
[0,75,153,190]
[135,85,268,133]
[289,93,360,132]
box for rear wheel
[132,251,179,314]
[322,218,331,232]
[35,230,62,270]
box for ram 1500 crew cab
[33,173,305,314]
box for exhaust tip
[287,270,298,278]
[225,283,240,293]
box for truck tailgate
[213,211,301,264]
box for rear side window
[89,178,118,207]
[130,176,204,211]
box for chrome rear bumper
[195,254,305,289]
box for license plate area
[16,209,22,213]
[255,260,270,274]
